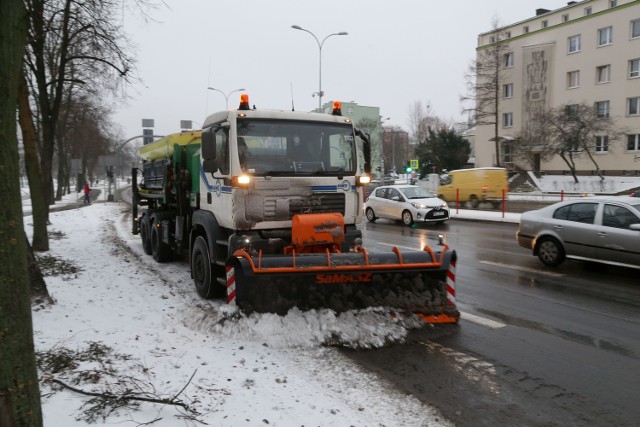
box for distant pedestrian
[83,182,92,205]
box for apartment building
[475,0,640,175]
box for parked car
[629,191,640,197]
[371,174,396,186]
[363,182,381,199]
[364,185,449,226]
[516,196,640,268]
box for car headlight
[411,202,426,209]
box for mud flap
[225,248,459,324]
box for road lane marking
[460,311,506,329]
[480,260,565,277]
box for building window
[595,136,609,153]
[503,83,514,98]
[567,70,580,88]
[627,134,640,151]
[610,0,617,7]
[596,65,611,83]
[502,143,513,163]
[598,26,613,46]
[595,101,610,118]
[567,104,580,117]
[503,52,514,68]
[585,7,592,15]
[523,26,529,34]
[490,36,496,43]
[505,31,511,38]
[542,20,548,28]
[503,112,513,128]
[562,14,569,23]
[630,59,640,78]
[632,19,640,39]
[568,35,581,53]
[628,97,640,115]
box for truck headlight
[232,174,252,188]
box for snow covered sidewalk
[29,202,452,426]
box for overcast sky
[113,0,567,142]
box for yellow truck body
[138,131,202,161]
[437,167,508,208]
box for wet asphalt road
[106,189,639,425]
[342,219,640,426]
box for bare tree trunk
[0,1,44,425]
[559,152,579,183]
[25,235,49,301]
[56,152,65,201]
[584,149,605,180]
[494,59,501,167]
[18,69,49,251]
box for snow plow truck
[131,94,459,324]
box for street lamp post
[207,87,245,109]
[291,25,348,110]
[379,117,390,175]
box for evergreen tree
[415,127,471,176]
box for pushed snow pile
[188,305,426,349]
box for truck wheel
[365,207,377,223]
[402,210,414,226]
[192,236,215,299]
[469,195,479,209]
[140,215,152,255]
[536,236,565,267]
[151,222,171,263]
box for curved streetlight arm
[207,87,246,109]
[291,25,348,110]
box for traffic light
[405,161,412,173]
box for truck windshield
[237,119,356,176]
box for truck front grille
[263,193,345,220]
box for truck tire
[140,214,152,255]
[191,235,216,299]
[151,222,171,263]
[469,195,479,209]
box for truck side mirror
[202,127,219,173]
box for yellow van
[437,167,508,208]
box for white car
[364,185,449,226]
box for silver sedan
[364,185,449,226]
[516,196,640,268]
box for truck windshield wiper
[262,171,292,176]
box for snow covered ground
[21,173,640,426]
[528,172,640,195]
[25,190,453,427]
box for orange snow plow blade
[225,214,459,324]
